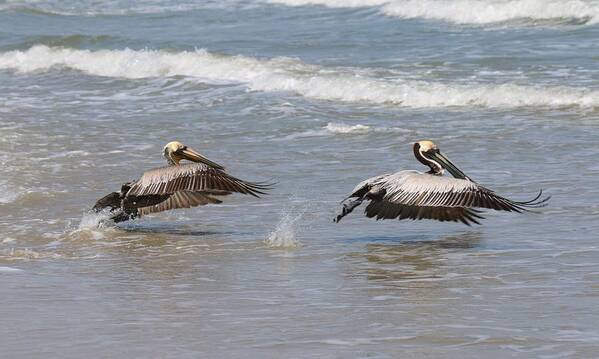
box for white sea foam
[2,45,598,109]
[325,123,372,134]
[382,0,599,25]
[4,0,598,23]
[0,266,24,273]
[267,0,599,25]
[323,122,411,135]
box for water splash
[0,180,23,204]
[265,211,304,249]
[64,211,115,241]
[78,211,113,230]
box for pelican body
[334,140,548,225]
[93,141,270,222]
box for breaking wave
[1,45,598,109]
[3,0,598,24]
[268,0,599,25]
[382,0,599,25]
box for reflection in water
[346,232,483,284]
[120,226,225,237]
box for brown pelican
[334,140,549,225]
[93,141,271,222]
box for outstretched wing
[365,201,485,225]
[127,163,271,198]
[137,190,224,216]
[363,171,548,225]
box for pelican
[93,141,271,222]
[334,140,549,225]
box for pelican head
[163,141,224,170]
[413,140,470,180]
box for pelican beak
[428,150,471,181]
[180,147,225,170]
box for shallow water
[1,1,599,358]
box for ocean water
[1,0,599,357]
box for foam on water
[324,122,412,135]
[2,45,598,109]
[267,0,389,7]
[382,0,599,25]
[268,0,599,25]
[0,266,24,273]
[280,122,411,140]
[3,0,598,24]
[325,122,372,134]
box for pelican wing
[137,190,223,216]
[127,163,270,198]
[365,201,484,225]
[93,191,121,212]
[362,171,547,224]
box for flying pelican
[334,140,549,225]
[93,141,271,222]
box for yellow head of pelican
[413,140,470,180]
[163,141,225,170]
[416,140,437,152]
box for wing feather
[137,190,224,216]
[357,170,548,225]
[374,171,546,211]
[127,163,271,198]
